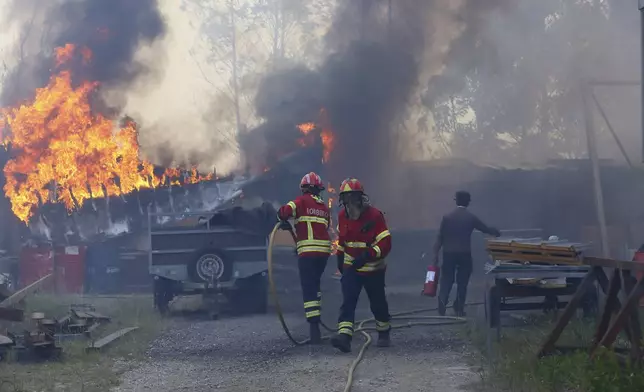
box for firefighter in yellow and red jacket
[278,172,331,344]
[331,178,392,353]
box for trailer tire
[188,249,231,284]
[230,272,269,315]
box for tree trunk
[272,0,280,64]
[229,1,242,135]
[278,0,285,59]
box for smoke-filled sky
[0,0,639,181]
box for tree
[426,0,636,164]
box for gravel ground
[114,273,484,392]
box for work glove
[490,227,502,238]
[351,251,371,270]
[278,220,292,231]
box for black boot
[309,322,322,344]
[377,330,390,347]
[331,333,352,353]
[453,301,466,317]
[438,300,446,316]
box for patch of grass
[465,316,644,392]
[0,294,164,392]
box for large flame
[296,109,336,163]
[0,44,212,223]
[318,108,335,164]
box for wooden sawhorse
[538,257,644,363]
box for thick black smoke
[252,0,429,189]
[250,0,510,194]
[1,0,166,106]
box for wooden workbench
[484,263,592,358]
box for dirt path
[114,281,482,392]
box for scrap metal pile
[0,275,135,362]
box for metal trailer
[148,208,270,318]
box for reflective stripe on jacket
[278,194,331,257]
[336,206,392,274]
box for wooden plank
[487,240,590,252]
[489,253,584,265]
[489,247,577,253]
[595,267,611,292]
[621,270,642,362]
[594,268,634,345]
[487,242,584,251]
[0,274,53,308]
[86,327,138,353]
[0,306,23,322]
[584,257,644,272]
[489,249,580,258]
[593,269,621,349]
[538,267,598,357]
[592,277,644,358]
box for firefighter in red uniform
[278,172,331,344]
[331,178,392,353]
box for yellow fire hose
[267,222,470,392]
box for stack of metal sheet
[486,237,591,266]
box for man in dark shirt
[433,191,500,317]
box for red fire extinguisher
[423,264,440,297]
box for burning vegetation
[0,44,212,223]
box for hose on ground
[267,222,476,392]
[268,223,334,345]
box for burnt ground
[113,257,489,392]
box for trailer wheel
[229,272,268,315]
[188,249,231,283]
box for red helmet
[300,172,325,190]
[339,178,364,194]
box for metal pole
[388,0,392,38]
[361,0,367,40]
[640,0,644,162]
[590,89,633,168]
[229,0,241,136]
[583,81,610,257]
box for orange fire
[296,109,336,163]
[318,108,335,164]
[321,129,335,163]
[326,181,340,255]
[0,44,212,223]
[297,122,315,135]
